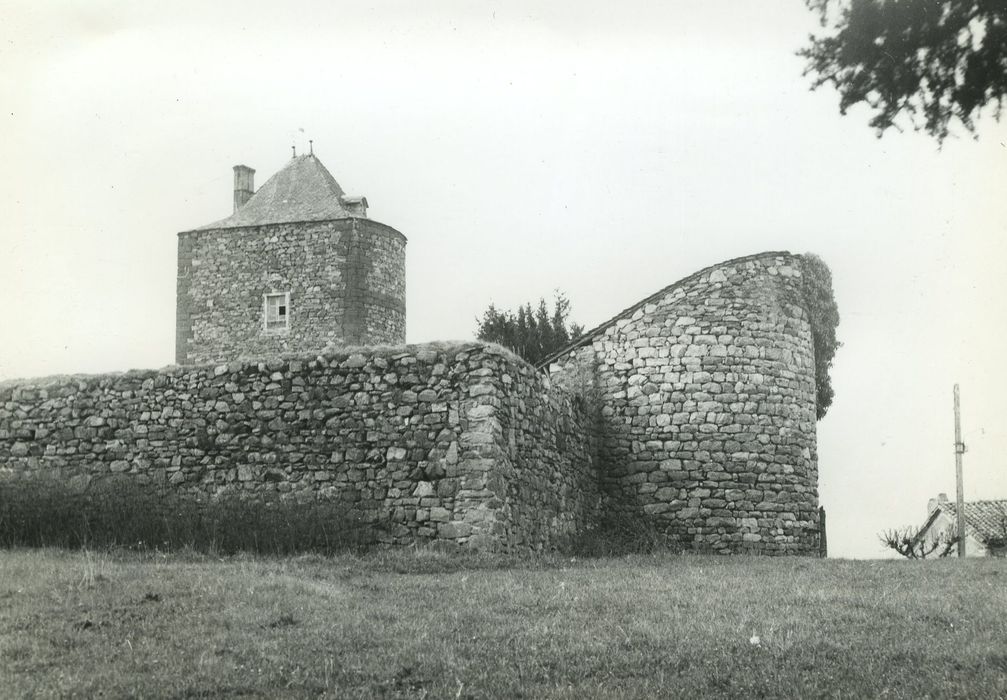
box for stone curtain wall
[460,363,601,550]
[176,218,406,365]
[547,253,820,555]
[0,343,593,551]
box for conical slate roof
[198,154,358,230]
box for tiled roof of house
[929,500,1007,543]
[196,154,359,230]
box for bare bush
[879,527,958,559]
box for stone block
[429,507,451,522]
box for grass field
[1,549,1005,698]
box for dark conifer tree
[475,292,583,365]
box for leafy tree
[800,254,842,420]
[475,293,584,366]
[879,526,959,558]
[800,0,1007,143]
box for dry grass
[1,549,1005,698]
[0,475,376,555]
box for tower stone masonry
[542,253,820,554]
[175,153,406,365]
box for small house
[918,494,1007,557]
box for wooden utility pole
[954,384,966,558]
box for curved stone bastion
[542,251,820,554]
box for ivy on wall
[798,254,841,420]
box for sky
[2,0,1005,558]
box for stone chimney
[233,165,255,212]
[927,492,949,515]
[340,195,368,218]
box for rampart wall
[0,343,595,551]
[4,251,825,556]
[546,252,820,555]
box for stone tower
[175,153,406,365]
[544,253,820,554]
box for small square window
[264,292,290,332]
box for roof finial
[291,145,296,157]
[309,140,313,155]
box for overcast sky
[3,1,1005,558]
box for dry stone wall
[176,218,406,365]
[0,343,594,551]
[459,365,601,550]
[6,249,824,556]
[546,252,820,555]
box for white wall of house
[924,512,988,558]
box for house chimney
[233,165,255,212]
[928,492,950,515]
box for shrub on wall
[799,254,841,419]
